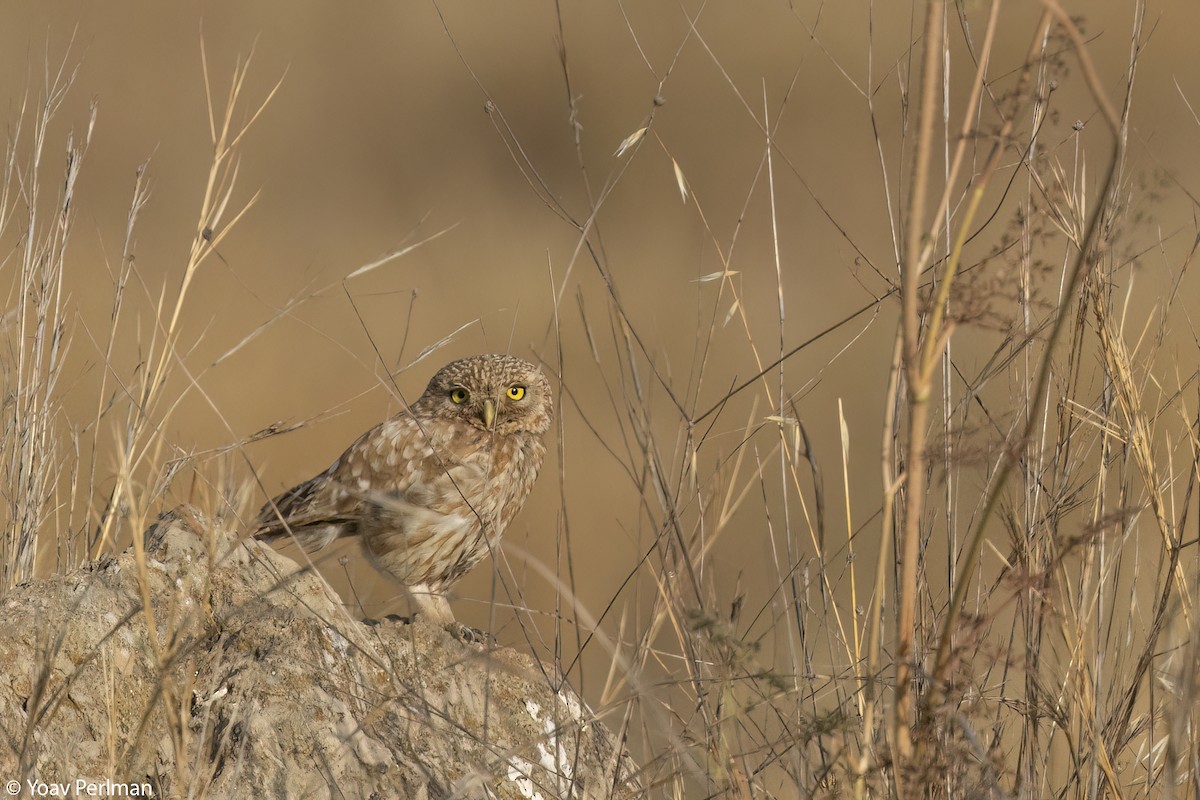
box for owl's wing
[253,411,488,550]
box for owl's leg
[407,584,490,643]
[407,584,455,626]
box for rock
[0,506,640,799]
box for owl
[253,354,553,634]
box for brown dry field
[3,3,1200,790]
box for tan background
[2,0,1197,723]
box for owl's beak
[480,398,497,429]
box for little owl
[253,354,552,632]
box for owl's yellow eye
[506,385,526,401]
[450,387,469,404]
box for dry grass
[504,1,1197,797]
[0,50,84,591]
[5,1,1200,798]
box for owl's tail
[254,519,350,552]
[252,474,357,552]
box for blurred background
[2,1,1199,791]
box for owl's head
[423,354,553,436]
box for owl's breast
[492,432,547,527]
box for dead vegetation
[3,2,1200,798]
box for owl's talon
[363,613,413,627]
[448,624,492,644]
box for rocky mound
[0,507,639,799]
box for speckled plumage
[254,354,552,626]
